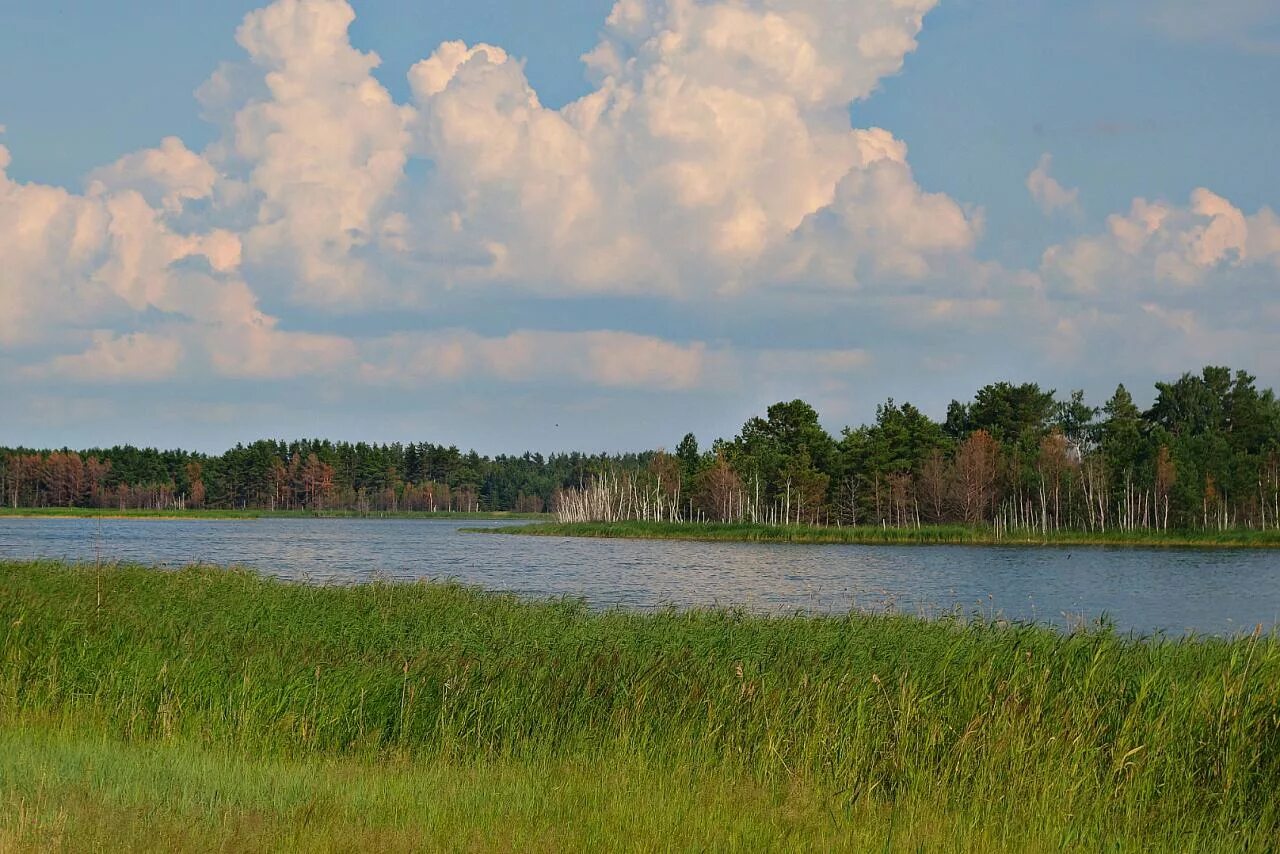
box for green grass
[2,561,1278,850]
[0,727,1076,853]
[0,507,549,521]
[476,520,1280,548]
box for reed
[481,520,1280,548]
[1,560,1277,850]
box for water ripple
[1,517,1277,636]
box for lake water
[1,517,1277,636]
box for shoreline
[0,508,550,522]
[470,520,1280,549]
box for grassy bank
[0,507,548,521]
[2,561,1278,850]
[476,520,1280,548]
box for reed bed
[1,560,1278,850]
[484,520,1280,548]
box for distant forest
[4,366,1280,532]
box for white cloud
[1042,188,1280,294]
[0,141,244,348]
[1024,187,1280,378]
[1027,153,1080,217]
[0,137,340,383]
[29,332,184,383]
[4,0,1278,415]
[202,0,413,306]
[3,0,978,380]
[12,0,989,378]
[775,131,979,286]
[87,137,218,214]
[402,0,976,295]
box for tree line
[4,366,1279,531]
[560,366,1280,532]
[0,440,650,515]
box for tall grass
[2,561,1278,849]
[483,520,1280,548]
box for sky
[1,0,1278,454]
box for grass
[2,560,1278,850]
[0,727,1082,853]
[476,520,1280,549]
[0,507,549,521]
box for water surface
[1,517,1276,636]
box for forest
[4,366,1279,533]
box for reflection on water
[1,517,1277,636]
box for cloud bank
[3,0,971,384]
[1,0,1277,435]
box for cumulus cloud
[0,133,346,388]
[200,0,413,306]
[1027,154,1080,217]
[2,0,984,392]
[1042,189,1280,294]
[87,137,219,214]
[151,0,974,308]
[405,0,976,294]
[3,0,1277,418]
[0,140,243,347]
[1025,188,1280,379]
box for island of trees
[4,366,1279,534]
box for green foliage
[1100,384,1146,478]
[846,400,950,473]
[1054,389,1098,448]
[837,399,951,523]
[731,400,836,477]
[967,381,1058,453]
[674,431,702,497]
[724,400,837,520]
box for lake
[1,517,1277,636]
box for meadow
[482,520,1280,549]
[1,560,1278,851]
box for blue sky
[1,0,1278,453]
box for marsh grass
[1,560,1278,850]
[481,520,1280,548]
